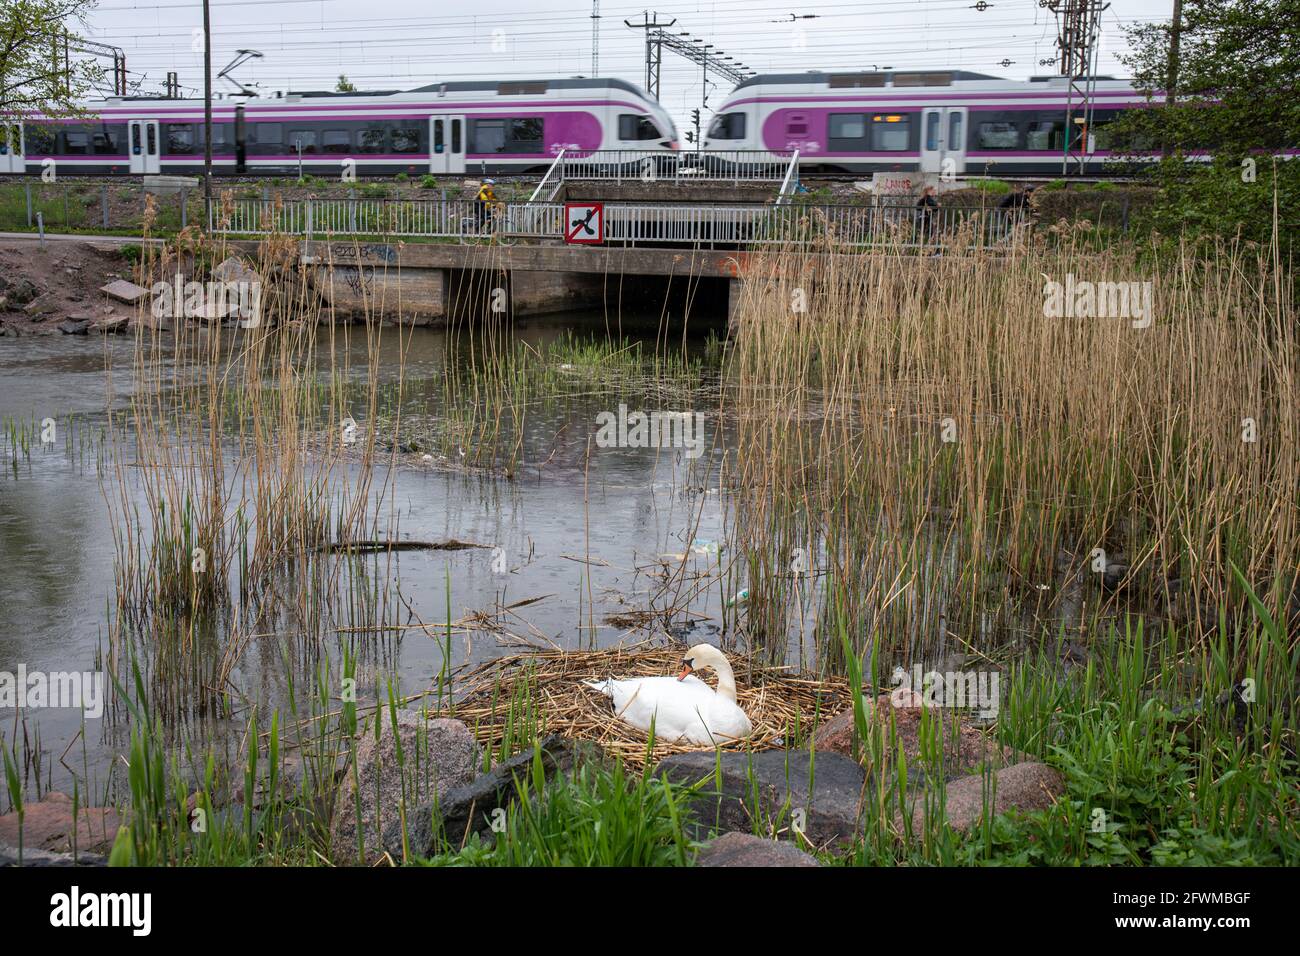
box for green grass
[416,753,697,867]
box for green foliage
[0,1,103,118]
[1112,0,1300,244]
[419,174,438,189]
[335,73,357,93]
[417,755,695,867]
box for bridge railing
[211,197,1026,249]
[559,149,795,184]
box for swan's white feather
[583,674,752,745]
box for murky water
[0,318,737,797]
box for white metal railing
[211,197,1025,248]
[775,150,801,206]
[560,149,794,184]
[528,148,566,203]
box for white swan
[584,644,753,746]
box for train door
[920,107,966,177]
[128,120,161,174]
[429,115,465,174]
[0,122,22,173]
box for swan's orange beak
[677,663,693,681]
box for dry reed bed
[723,233,1298,661]
[442,642,851,770]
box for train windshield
[707,113,746,139]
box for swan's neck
[713,659,738,703]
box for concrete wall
[511,270,605,316]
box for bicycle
[458,201,513,245]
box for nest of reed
[440,641,852,770]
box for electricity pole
[591,0,600,76]
[1166,0,1182,106]
[203,0,212,216]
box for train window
[926,113,940,150]
[471,119,506,153]
[829,73,886,89]
[358,128,387,153]
[1026,120,1066,151]
[63,130,89,154]
[451,119,462,153]
[894,72,952,87]
[147,124,156,154]
[977,122,1020,149]
[509,118,543,153]
[828,114,865,139]
[391,123,421,153]
[870,114,910,151]
[253,123,283,145]
[166,124,195,154]
[290,131,318,153]
[618,115,661,141]
[707,113,746,139]
[130,125,141,155]
[322,129,351,153]
[206,124,233,149]
[98,125,125,154]
[949,113,963,150]
[499,82,547,95]
[26,125,55,155]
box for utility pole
[625,15,752,101]
[203,0,212,215]
[624,12,676,98]
[591,0,600,76]
[1166,0,1183,106]
[1041,0,1109,176]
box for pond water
[0,318,740,797]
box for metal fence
[211,197,1025,249]
[558,149,796,184]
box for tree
[0,0,103,119]
[335,73,356,93]
[1111,0,1299,243]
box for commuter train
[702,70,1148,175]
[0,77,680,177]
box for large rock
[391,734,604,860]
[695,831,820,867]
[813,692,1016,782]
[330,710,479,865]
[212,256,260,285]
[0,791,121,855]
[0,844,108,867]
[90,313,128,334]
[100,278,150,304]
[904,761,1066,834]
[655,749,864,851]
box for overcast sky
[78,0,1175,126]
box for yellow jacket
[476,184,496,203]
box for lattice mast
[1041,0,1109,175]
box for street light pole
[203,0,212,219]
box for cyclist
[475,178,497,232]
